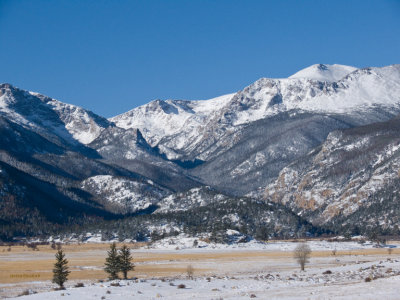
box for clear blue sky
[0,0,399,117]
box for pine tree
[104,242,121,280]
[119,244,134,279]
[52,249,70,289]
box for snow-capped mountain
[2,63,400,240]
[0,83,111,145]
[289,63,357,82]
[111,64,400,162]
[128,64,400,195]
[110,93,235,152]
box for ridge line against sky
[0,0,399,118]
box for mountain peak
[0,83,111,145]
[0,83,14,89]
[289,63,357,82]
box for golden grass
[0,243,399,284]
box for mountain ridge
[1,63,400,241]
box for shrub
[74,282,84,288]
[19,290,30,296]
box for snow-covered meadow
[2,239,400,299]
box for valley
[0,240,399,299]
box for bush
[19,290,30,296]
[74,282,84,288]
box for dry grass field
[1,241,399,298]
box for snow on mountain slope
[220,64,400,127]
[289,63,357,82]
[110,64,400,161]
[110,93,234,147]
[0,84,110,144]
[156,186,230,213]
[265,116,400,230]
[161,65,400,162]
[81,175,168,213]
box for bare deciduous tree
[294,243,311,271]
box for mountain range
[1,63,400,241]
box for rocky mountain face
[112,64,400,195]
[1,63,400,241]
[266,116,400,234]
[0,83,111,145]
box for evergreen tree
[104,242,121,280]
[255,227,269,241]
[119,244,134,279]
[52,249,70,289]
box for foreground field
[1,240,399,299]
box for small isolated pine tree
[104,242,121,280]
[52,249,70,289]
[119,244,134,279]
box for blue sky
[0,0,399,117]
